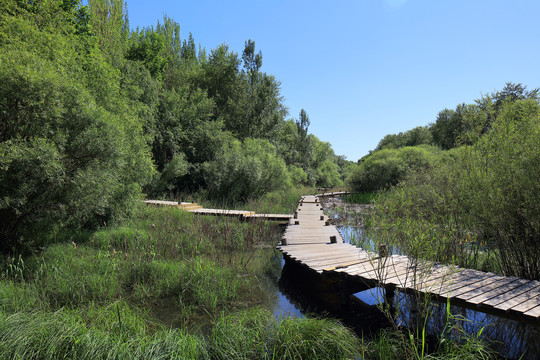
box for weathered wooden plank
[352,258,412,283]
[464,278,526,304]
[287,250,363,262]
[295,254,363,266]
[507,294,540,314]
[431,269,491,296]
[483,281,540,308]
[497,282,540,312]
[144,200,179,206]
[444,273,503,298]
[523,305,540,318]
[311,255,375,271]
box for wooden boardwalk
[143,199,292,221]
[278,195,540,321]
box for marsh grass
[343,192,377,204]
[194,187,309,215]
[209,307,361,360]
[0,201,370,359]
[0,308,207,360]
[363,317,497,360]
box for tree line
[0,0,350,253]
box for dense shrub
[0,45,153,253]
[370,99,540,279]
[315,160,344,188]
[375,126,433,151]
[347,145,441,193]
[204,138,290,202]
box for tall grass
[209,307,361,360]
[194,187,310,214]
[0,205,282,324]
[0,308,207,360]
[342,192,377,204]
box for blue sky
[123,0,539,161]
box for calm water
[269,200,540,359]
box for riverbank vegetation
[342,84,539,359]
[0,202,363,359]
[348,83,539,281]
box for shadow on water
[276,256,393,337]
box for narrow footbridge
[278,195,540,321]
[143,200,293,221]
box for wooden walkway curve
[278,195,540,321]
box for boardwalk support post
[294,212,298,219]
[330,235,337,244]
[379,244,388,257]
[320,215,324,221]
[295,220,300,225]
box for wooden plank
[406,264,454,292]
[352,258,412,283]
[432,269,491,296]
[340,260,380,278]
[297,254,364,266]
[523,305,540,318]
[483,281,540,308]
[311,254,374,270]
[497,282,540,312]
[464,278,526,304]
[443,273,503,298]
[508,294,540,314]
[288,251,363,262]
[383,261,422,286]
[144,200,179,206]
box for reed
[0,308,207,360]
[209,307,362,360]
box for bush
[315,160,343,188]
[370,99,540,279]
[347,145,440,193]
[204,138,290,202]
[0,24,153,254]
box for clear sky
[123,0,539,161]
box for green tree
[376,126,432,151]
[88,0,128,65]
[0,6,153,253]
[430,105,466,150]
[204,138,290,202]
[296,109,312,170]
